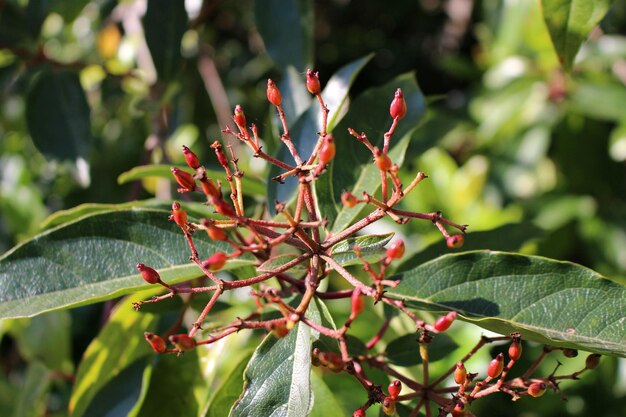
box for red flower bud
[350,289,365,320]
[203,252,227,271]
[454,361,467,384]
[382,396,396,416]
[508,341,522,361]
[213,198,234,216]
[199,174,220,200]
[170,201,188,231]
[451,402,467,417]
[434,311,457,332]
[181,145,200,169]
[207,224,227,241]
[487,353,505,378]
[318,135,336,164]
[267,321,290,338]
[210,140,229,168]
[136,263,161,285]
[386,239,405,260]
[233,104,247,129]
[306,69,321,95]
[562,348,578,358]
[388,380,402,400]
[353,409,365,417]
[586,353,601,369]
[389,88,407,120]
[318,351,343,372]
[144,332,167,353]
[341,191,358,208]
[446,234,464,249]
[266,79,282,106]
[374,148,392,171]
[171,167,196,192]
[169,334,196,351]
[527,381,546,398]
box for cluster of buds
[132,69,597,417]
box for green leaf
[69,302,158,417]
[315,73,426,232]
[387,251,626,356]
[258,254,308,273]
[203,354,251,417]
[254,0,313,73]
[331,232,394,267]
[230,300,328,417]
[25,69,91,163]
[12,361,51,417]
[117,165,267,197]
[308,371,349,417]
[267,55,372,212]
[0,2,30,46]
[0,209,256,319]
[143,0,187,82]
[541,0,613,70]
[385,333,458,367]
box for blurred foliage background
[1,0,625,416]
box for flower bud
[267,79,282,106]
[318,351,343,372]
[386,239,405,260]
[454,361,467,384]
[434,311,457,332]
[233,104,247,129]
[136,263,161,284]
[213,198,234,216]
[181,145,200,169]
[341,191,358,208]
[374,148,392,171]
[350,289,365,320]
[306,69,321,95]
[487,353,505,378]
[169,334,196,351]
[199,174,220,200]
[388,380,402,399]
[389,88,407,120]
[203,252,227,271]
[205,223,227,241]
[585,353,601,369]
[267,321,290,338]
[353,409,365,417]
[446,234,464,249]
[527,381,546,398]
[451,402,467,417]
[508,340,522,361]
[382,396,396,416]
[171,167,196,191]
[170,201,188,231]
[144,332,167,353]
[210,140,229,168]
[562,348,578,358]
[318,135,336,164]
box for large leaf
[0,209,255,319]
[315,72,426,232]
[387,251,626,356]
[254,0,313,73]
[541,0,613,70]
[267,55,372,212]
[230,299,330,417]
[25,69,91,163]
[203,354,251,417]
[143,0,187,82]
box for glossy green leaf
[258,254,308,273]
[230,299,328,417]
[331,232,394,267]
[388,251,626,356]
[254,0,313,73]
[143,0,187,82]
[203,354,250,417]
[267,55,372,212]
[308,371,349,417]
[315,73,426,232]
[12,361,51,417]
[385,333,458,367]
[541,0,613,69]
[25,69,91,163]
[117,165,266,197]
[0,209,256,319]
[69,302,158,417]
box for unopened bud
[386,240,405,260]
[267,79,282,106]
[454,361,467,384]
[446,234,464,249]
[487,353,505,378]
[136,263,161,284]
[233,104,247,129]
[170,201,188,231]
[374,148,392,171]
[341,191,358,208]
[527,381,546,398]
[508,341,523,361]
[388,380,402,399]
[382,396,396,416]
[318,135,336,164]
[203,252,227,271]
[169,334,196,351]
[306,69,321,95]
[585,353,601,369]
[181,145,200,169]
[210,140,229,168]
[144,332,167,353]
[171,167,196,191]
[389,88,407,120]
[434,311,457,332]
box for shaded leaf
[254,0,313,73]
[143,0,187,82]
[331,232,394,267]
[12,361,51,417]
[541,0,613,70]
[26,69,91,162]
[388,251,626,356]
[385,333,458,367]
[0,209,255,319]
[309,371,349,417]
[203,354,251,417]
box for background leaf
[541,0,613,69]
[0,209,255,319]
[143,0,187,82]
[388,251,626,356]
[331,232,394,267]
[385,333,458,367]
[25,69,91,163]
